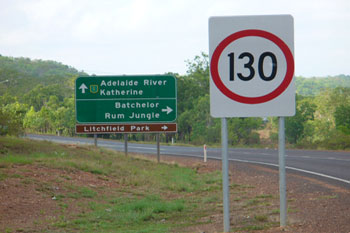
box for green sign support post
[75,75,177,124]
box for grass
[54,195,185,232]
[254,214,268,222]
[66,187,97,199]
[0,136,281,232]
[318,195,338,200]
[244,198,260,207]
[270,208,280,214]
[0,154,33,166]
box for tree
[334,104,350,135]
[22,84,66,111]
[0,101,27,136]
[228,118,263,145]
[53,97,76,136]
[23,106,45,132]
[177,53,210,114]
[190,95,220,144]
[178,110,193,142]
[176,53,211,144]
[0,55,84,98]
[311,87,350,143]
[285,95,316,144]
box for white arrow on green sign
[75,75,177,123]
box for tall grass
[63,195,185,232]
[0,136,224,232]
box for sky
[0,0,349,77]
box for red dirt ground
[0,154,349,232]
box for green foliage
[310,87,350,144]
[22,84,66,111]
[0,55,84,97]
[0,55,84,136]
[334,104,350,134]
[64,195,184,232]
[296,75,350,96]
[264,85,350,149]
[319,129,350,150]
[228,118,263,145]
[3,53,350,149]
[23,106,44,132]
[21,95,75,135]
[176,53,214,143]
[0,100,27,136]
[185,95,221,144]
[177,53,209,115]
[0,154,33,167]
[285,95,316,144]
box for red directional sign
[76,123,177,134]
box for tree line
[1,54,350,149]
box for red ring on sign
[210,29,294,104]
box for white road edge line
[162,153,350,185]
[226,158,350,185]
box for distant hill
[296,75,350,96]
[0,55,86,98]
[1,54,349,100]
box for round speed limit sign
[209,15,295,117]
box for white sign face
[209,15,295,117]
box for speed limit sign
[209,15,295,117]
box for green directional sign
[75,75,177,123]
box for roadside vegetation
[0,136,284,232]
[1,54,350,150]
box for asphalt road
[26,134,350,188]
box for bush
[320,130,350,150]
[0,110,24,136]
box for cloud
[0,0,349,76]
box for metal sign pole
[279,117,287,226]
[94,134,97,147]
[124,133,128,156]
[221,118,230,232]
[156,133,160,163]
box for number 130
[228,52,277,81]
